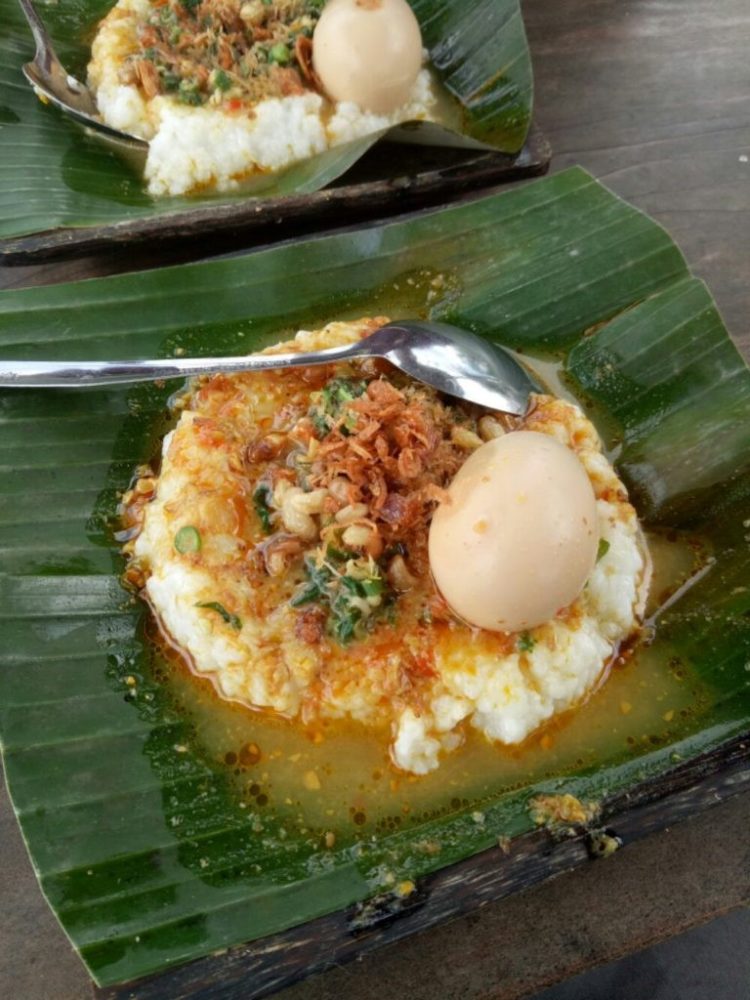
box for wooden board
[96,733,750,1000]
[0,131,550,265]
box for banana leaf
[1,167,749,988]
[0,0,532,239]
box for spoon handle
[18,0,104,121]
[18,0,56,68]
[0,342,365,388]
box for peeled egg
[429,431,599,633]
[312,0,423,114]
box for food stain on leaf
[529,793,601,832]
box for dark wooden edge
[96,731,750,1000]
[0,128,551,265]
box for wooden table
[2,0,749,997]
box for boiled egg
[429,431,599,633]
[312,0,423,114]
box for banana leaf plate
[1,167,749,996]
[0,0,544,262]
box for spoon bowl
[18,0,149,164]
[0,319,539,415]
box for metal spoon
[18,0,149,163]
[0,320,539,415]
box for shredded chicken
[304,377,473,574]
[122,0,321,107]
[238,358,513,649]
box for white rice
[131,324,647,775]
[392,500,644,773]
[89,0,439,196]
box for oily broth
[137,346,714,844]
[148,526,712,845]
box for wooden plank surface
[1,0,749,998]
[2,754,748,1000]
[0,136,551,265]
[95,740,750,1000]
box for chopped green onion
[161,71,181,92]
[309,377,367,438]
[174,525,201,554]
[310,409,331,437]
[597,538,611,562]
[325,544,349,562]
[212,69,232,92]
[340,575,362,596]
[177,78,203,105]
[361,578,383,598]
[290,551,389,646]
[195,601,242,630]
[290,582,322,607]
[269,43,290,64]
[253,484,273,534]
[322,377,367,412]
[332,607,360,645]
[517,631,535,653]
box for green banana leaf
[1,167,749,988]
[0,0,532,239]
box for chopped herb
[517,631,535,653]
[174,525,201,554]
[309,377,367,437]
[340,574,362,595]
[290,582,323,607]
[195,601,242,630]
[361,578,383,598]
[180,0,201,11]
[325,544,349,562]
[161,70,181,92]
[177,78,203,105]
[253,484,273,534]
[322,377,367,413]
[310,409,331,437]
[332,607,360,645]
[269,43,290,64]
[212,68,232,92]
[597,538,611,562]
[290,552,389,645]
[290,557,332,607]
